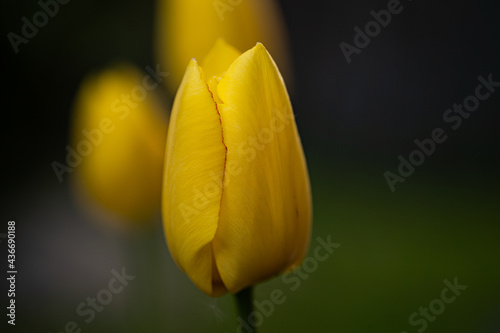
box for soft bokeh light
[155,0,292,93]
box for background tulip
[163,40,311,297]
[71,65,168,225]
[155,0,292,94]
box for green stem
[234,286,256,333]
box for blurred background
[1,0,499,332]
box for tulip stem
[235,286,256,332]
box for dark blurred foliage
[0,0,499,332]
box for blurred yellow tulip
[162,40,311,296]
[156,0,292,94]
[71,65,168,225]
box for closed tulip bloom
[162,40,311,296]
[72,65,168,224]
[156,0,292,93]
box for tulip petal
[163,59,227,296]
[201,39,241,81]
[213,44,312,293]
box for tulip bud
[155,0,292,94]
[162,40,311,296]
[71,65,168,225]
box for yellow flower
[156,0,292,93]
[162,40,311,296]
[71,65,168,224]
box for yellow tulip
[71,65,168,224]
[162,40,311,296]
[156,0,292,93]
